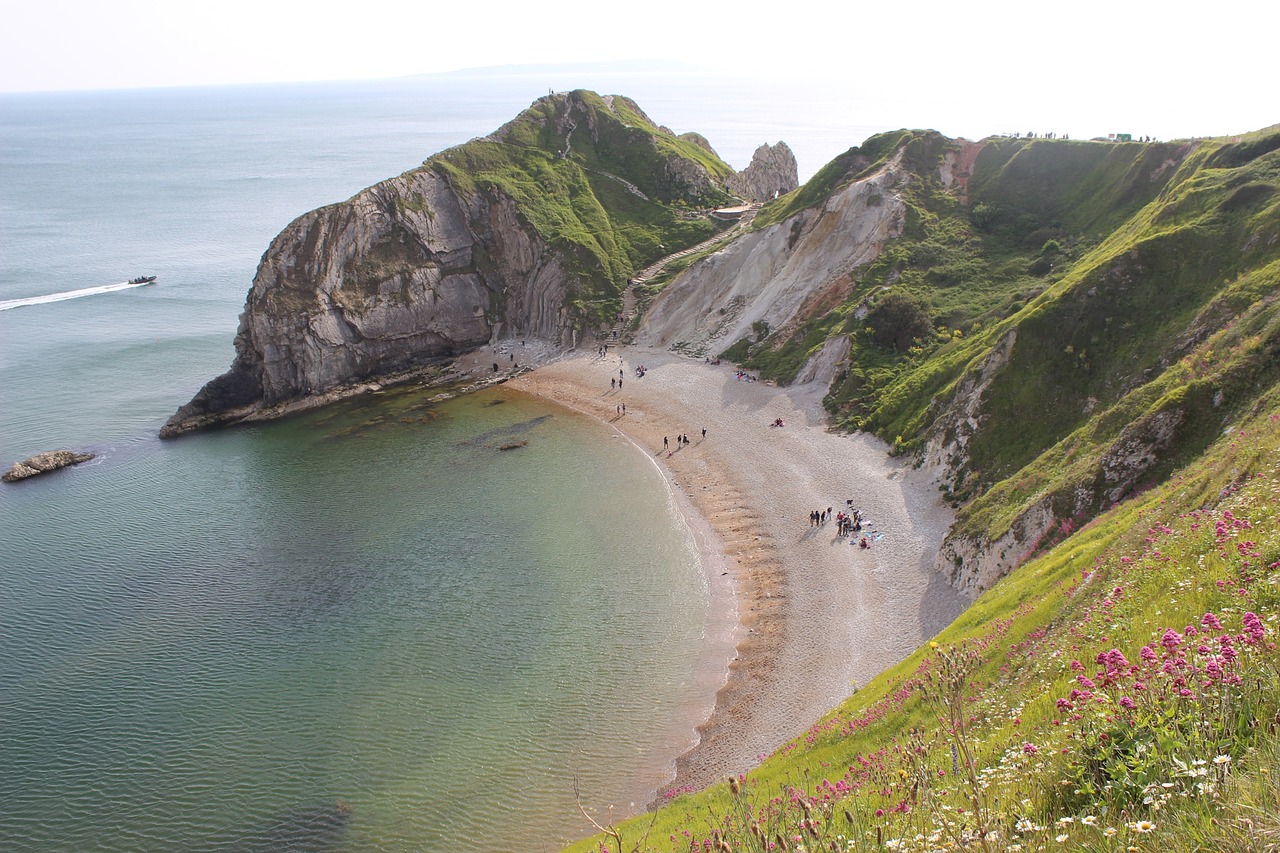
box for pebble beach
[494,344,969,795]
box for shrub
[867,292,933,352]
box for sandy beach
[463,342,967,796]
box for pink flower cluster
[1056,611,1271,718]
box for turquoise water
[0,72,879,851]
[1,385,723,852]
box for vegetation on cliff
[568,127,1280,851]
[163,91,745,434]
[431,90,736,324]
[568,404,1279,852]
[725,129,1280,545]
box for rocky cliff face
[726,142,800,202]
[161,169,573,436]
[636,151,906,375]
[162,91,743,437]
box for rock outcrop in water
[3,450,95,482]
[162,90,752,437]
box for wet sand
[469,343,967,795]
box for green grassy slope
[426,90,735,326]
[563,127,1280,852]
[739,128,1280,536]
[565,364,1280,853]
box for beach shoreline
[480,342,968,800]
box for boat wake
[0,280,154,312]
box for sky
[0,0,1274,142]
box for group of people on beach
[664,429,705,456]
[836,507,865,537]
[808,504,874,548]
[610,364,651,390]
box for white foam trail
[0,280,152,311]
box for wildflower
[1015,819,1035,833]
[1243,611,1266,644]
[1104,827,1117,837]
[1130,820,1156,832]
[1082,815,1098,826]
[1213,754,1231,766]
[1201,612,1222,631]
[1056,833,1069,842]
[1023,742,1039,755]
[1119,696,1136,709]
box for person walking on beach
[664,436,669,449]
[701,428,706,439]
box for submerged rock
[3,450,95,483]
[228,800,353,853]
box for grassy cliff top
[419,90,738,325]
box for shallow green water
[0,386,720,851]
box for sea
[0,69,888,852]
